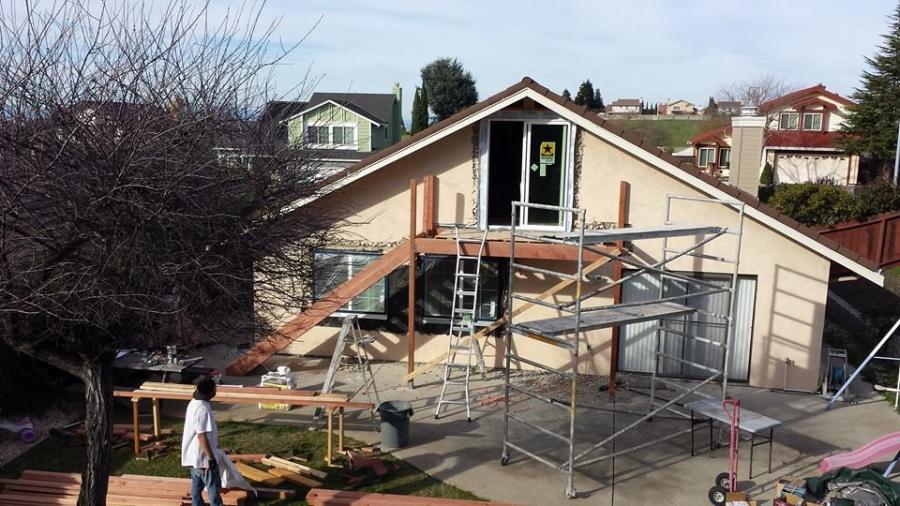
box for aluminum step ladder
[435,228,488,422]
[314,315,380,427]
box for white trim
[287,99,383,126]
[765,146,842,153]
[282,84,883,286]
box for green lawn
[607,118,726,150]
[0,420,479,505]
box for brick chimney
[392,83,402,143]
[729,107,766,195]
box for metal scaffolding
[500,195,745,499]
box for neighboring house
[690,85,859,186]
[230,77,883,393]
[662,99,698,115]
[608,99,642,115]
[283,84,403,176]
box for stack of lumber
[126,381,352,405]
[306,489,522,505]
[0,470,252,505]
[234,455,327,489]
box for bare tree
[0,2,334,504]
[717,73,793,109]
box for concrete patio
[169,346,899,505]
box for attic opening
[479,105,575,230]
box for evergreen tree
[705,96,718,116]
[411,85,429,134]
[593,89,605,111]
[562,88,572,101]
[420,57,478,121]
[840,2,900,173]
[574,79,595,107]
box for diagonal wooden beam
[402,254,617,382]
[225,241,411,376]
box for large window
[332,126,355,146]
[717,148,731,168]
[779,112,799,130]
[313,251,385,315]
[421,256,501,324]
[802,112,823,131]
[697,147,716,167]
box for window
[313,251,385,314]
[717,148,731,168]
[306,125,329,144]
[422,256,501,323]
[779,112,799,130]
[802,112,823,131]
[332,126,355,146]
[697,147,716,167]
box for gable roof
[610,99,641,107]
[689,126,730,145]
[759,84,855,113]
[285,77,882,286]
[291,92,396,125]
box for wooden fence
[817,211,900,269]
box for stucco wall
[278,118,832,391]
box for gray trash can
[376,401,413,448]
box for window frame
[802,112,823,131]
[312,250,387,318]
[420,255,502,326]
[779,112,799,131]
[304,123,358,149]
[697,147,716,167]
[717,147,731,168]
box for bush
[854,179,900,217]
[769,182,856,226]
[759,162,774,186]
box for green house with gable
[285,84,403,174]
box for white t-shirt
[181,399,218,468]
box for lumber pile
[306,489,522,505]
[120,381,355,405]
[232,454,327,490]
[0,470,255,505]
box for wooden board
[266,467,323,488]
[225,241,411,376]
[234,462,284,486]
[263,456,328,479]
[113,389,370,410]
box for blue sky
[212,0,894,120]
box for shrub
[854,178,900,217]
[759,162,774,186]
[768,182,856,226]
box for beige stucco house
[229,78,883,392]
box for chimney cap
[740,106,759,116]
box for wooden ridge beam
[224,240,411,376]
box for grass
[606,118,726,149]
[0,419,480,505]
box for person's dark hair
[193,377,217,401]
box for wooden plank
[416,238,615,261]
[113,389,371,410]
[262,456,328,479]
[139,382,346,401]
[423,175,436,237]
[254,486,297,500]
[131,398,141,455]
[403,255,615,382]
[234,462,284,486]
[225,241,411,376]
[408,178,418,384]
[227,453,266,463]
[266,467,323,488]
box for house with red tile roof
[690,85,859,186]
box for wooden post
[609,181,630,396]
[131,398,141,456]
[423,175,436,237]
[151,398,161,438]
[407,179,417,386]
[338,408,344,453]
[326,407,334,465]
[877,215,888,267]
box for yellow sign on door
[539,141,556,164]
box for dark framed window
[313,251,386,315]
[421,255,501,324]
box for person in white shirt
[181,378,223,506]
